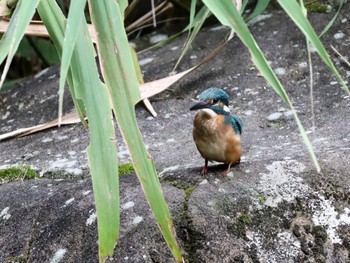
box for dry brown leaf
[0,67,197,141]
[331,45,350,68]
[0,111,81,141]
[142,98,157,117]
[139,68,194,101]
[234,0,242,13]
[0,18,97,42]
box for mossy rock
[0,165,37,184]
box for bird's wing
[231,114,243,135]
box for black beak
[189,101,211,111]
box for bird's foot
[200,159,209,175]
[200,166,208,175]
[223,169,230,176]
[223,163,232,176]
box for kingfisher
[190,87,243,176]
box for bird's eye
[213,99,218,104]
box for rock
[0,175,185,262]
[334,32,345,39]
[1,3,350,262]
[267,112,283,121]
[244,110,253,116]
[163,159,350,262]
[274,67,286,76]
[284,110,294,118]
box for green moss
[166,179,195,190]
[227,221,246,237]
[5,256,27,263]
[227,213,253,237]
[118,163,135,175]
[239,214,252,225]
[312,226,327,235]
[312,225,327,240]
[180,184,198,262]
[305,3,332,13]
[167,179,180,187]
[258,195,266,205]
[0,165,37,184]
[183,185,196,213]
[185,186,196,197]
[312,225,328,247]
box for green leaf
[241,0,249,14]
[130,46,144,84]
[37,1,119,261]
[58,0,87,124]
[189,0,197,33]
[246,0,271,21]
[174,5,210,70]
[36,0,87,126]
[88,0,183,262]
[0,0,41,89]
[202,0,321,172]
[119,0,128,15]
[318,0,345,38]
[277,0,349,94]
[143,5,212,52]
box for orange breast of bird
[193,112,241,164]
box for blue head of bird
[190,87,230,113]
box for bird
[190,87,243,176]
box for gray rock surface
[0,176,184,263]
[1,4,350,263]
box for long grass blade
[118,0,128,15]
[139,4,210,54]
[58,0,87,125]
[202,0,321,172]
[246,0,270,21]
[318,0,345,38]
[300,0,316,131]
[130,45,157,116]
[38,0,120,261]
[87,0,183,262]
[173,6,210,71]
[36,0,87,127]
[0,0,41,89]
[189,0,197,34]
[277,0,349,94]
[241,0,249,14]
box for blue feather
[231,114,243,135]
[211,106,243,135]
